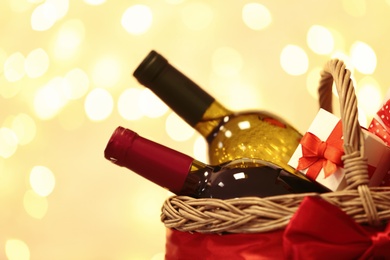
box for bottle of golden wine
[104,127,328,199]
[133,50,302,174]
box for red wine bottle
[104,126,328,199]
[133,50,302,175]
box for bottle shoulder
[204,110,303,171]
[217,110,300,130]
[205,110,302,144]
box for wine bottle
[133,50,302,174]
[104,126,328,199]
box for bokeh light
[165,0,185,4]
[139,89,169,118]
[0,48,7,74]
[28,0,45,3]
[181,2,214,31]
[151,252,165,260]
[358,106,369,128]
[193,136,208,163]
[229,83,262,110]
[133,192,167,220]
[342,0,366,17]
[0,158,4,173]
[357,76,382,117]
[58,100,86,130]
[91,56,122,88]
[83,0,106,5]
[53,19,85,60]
[0,80,22,99]
[212,47,243,77]
[4,52,25,82]
[242,3,272,31]
[11,113,37,146]
[117,88,144,121]
[165,112,195,142]
[62,68,90,99]
[31,2,60,31]
[48,0,70,20]
[121,4,153,35]
[0,128,18,159]
[350,41,377,74]
[10,0,34,12]
[30,4,55,31]
[307,25,334,55]
[5,239,30,260]
[23,189,49,219]
[29,165,56,197]
[280,45,309,75]
[33,77,68,120]
[329,28,347,52]
[306,67,322,99]
[24,48,50,78]
[84,88,114,121]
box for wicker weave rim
[160,59,390,233]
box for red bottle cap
[104,127,194,194]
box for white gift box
[288,108,390,191]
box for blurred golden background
[1,0,389,259]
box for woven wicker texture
[160,59,390,233]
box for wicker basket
[160,59,390,235]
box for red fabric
[165,197,390,259]
[165,228,285,260]
[284,197,390,260]
[381,173,390,186]
[297,120,344,179]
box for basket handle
[318,59,370,189]
[319,60,382,226]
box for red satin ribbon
[297,120,344,180]
[284,196,390,259]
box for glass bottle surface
[133,50,302,174]
[182,158,328,199]
[195,103,302,173]
[104,127,328,200]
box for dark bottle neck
[194,101,233,139]
[104,126,195,194]
[133,50,217,127]
[179,159,212,197]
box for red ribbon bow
[284,196,390,259]
[296,121,344,180]
[369,99,390,145]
